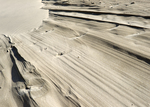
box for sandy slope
[0,0,47,35]
[0,0,150,107]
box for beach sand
[0,0,150,107]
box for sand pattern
[0,0,150,107]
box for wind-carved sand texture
[0,0,150,107]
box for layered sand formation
[0,0,150,107]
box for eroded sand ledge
[0,0,150,107]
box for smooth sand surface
[0,0,47,35]
[0,0,150,107]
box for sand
[0,0,150,107]
[0,0,47,35]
